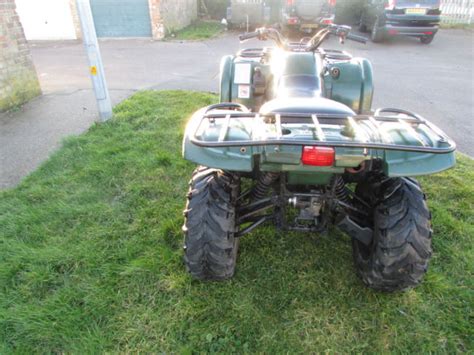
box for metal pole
[76,0,112,122]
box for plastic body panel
[182,106,456,182]
[219,50,373,115]
[223,56,273,110]
[198,47,456,184]
[219,55,234,102]
[323,58,373,114]
[383,151,456,177]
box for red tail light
[301,146,335,167]
[287,17,299,25]
[424,31,433,35]
[287,0,294,5]
[328,0,337,6]
[321,17,334,25]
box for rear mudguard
[183,104,456,183]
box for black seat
[278,74,321,98]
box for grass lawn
[0,91,472,353]
[172,21,223,41]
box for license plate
[301,24,320,29]
[406,8,427,15]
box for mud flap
[336,215,373,246]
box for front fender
[219,55,234,103]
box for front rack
[190,106,456,154]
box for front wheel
[183,167,240,280]
[352,177,432,292]
[420,34,435,44]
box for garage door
[90,0,152,37]
[16,0,77,40]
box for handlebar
[239,25,368,51]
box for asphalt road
[346,30,473,159]
[0,29,472,188]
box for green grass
[0,90,473,353]
[171,21,223,40]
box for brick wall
[0,0,40,112]
[149,0,198,39]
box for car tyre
[183,166,240,280]
[352,177,432,292]
[420,34,435,44]
[359,15,368,33]
[371,18,384,43]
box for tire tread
[353,177,432,292]
[183,167,239,280]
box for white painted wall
[15,0,77,40]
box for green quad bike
[182,25,456,292]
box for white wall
[15,0,77,40]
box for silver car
[281,0,336,34]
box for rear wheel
[420,34,435,44]
[183,167,240,280]
[371,18,384,43]
[352,177,432,292]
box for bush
[200,0,228,20]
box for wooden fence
[441,0,474,24]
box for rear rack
[190,105,456,154]
[317,48,353,61]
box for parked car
[359,0,441,44]
[280,0,337,34]
[226,0,272,30]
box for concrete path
[1,30,473,189]
[0,34,240,189]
